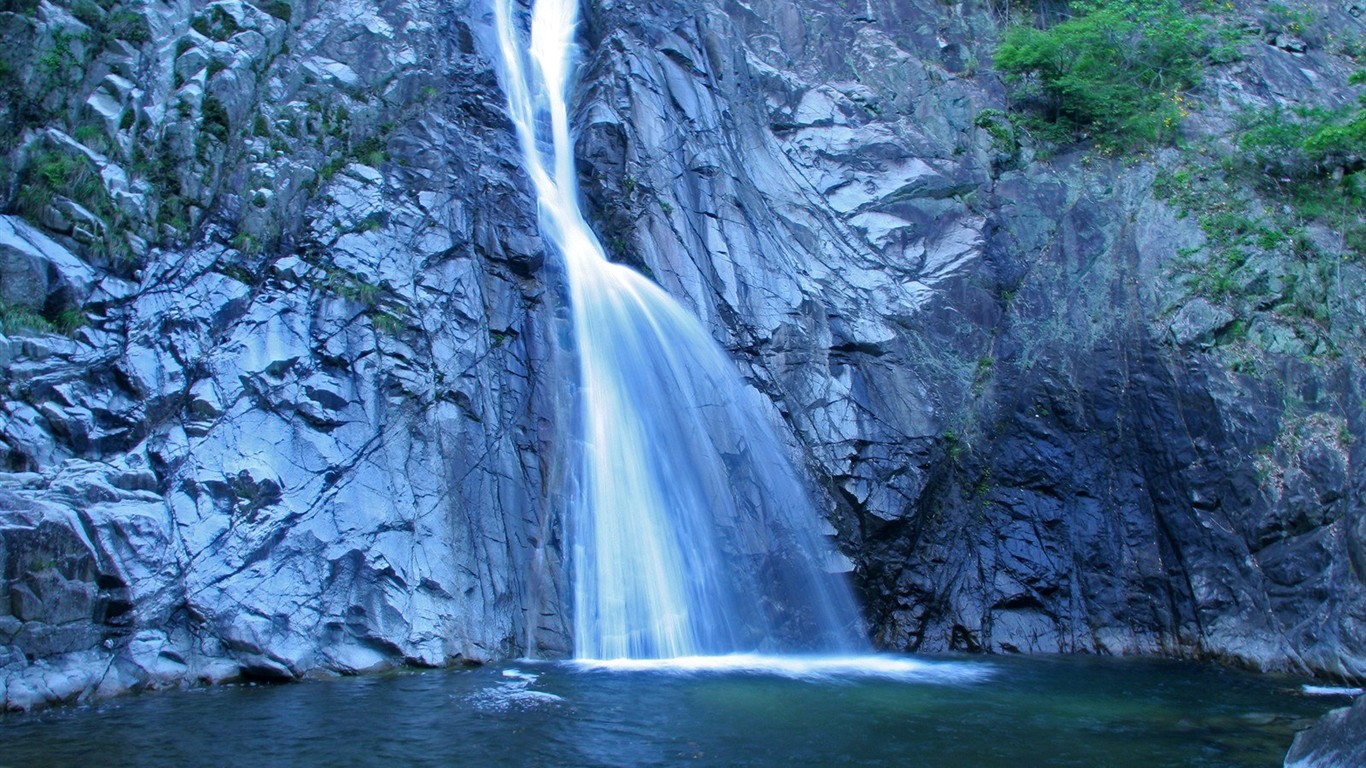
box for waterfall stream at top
[493,0,864,661]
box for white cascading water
[493,0,864,661]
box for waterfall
[494,0,863,660]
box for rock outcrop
[2,0,1365,711]
[1285,694,1366,768]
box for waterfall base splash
[570,654,994,683]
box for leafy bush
[995,0,1214,145]
[0,301,54,335]
[1303,70,1366,163]
[1233,72,1366,258]
[107,8,151,43]
[71,0,104,27]
[15,149,111,222]
[258,0,291,22]
[0,0,42,15]
[200,94,231,142]
[0,301,86,336]
[189,6,240,40]
[973,108,1017,154]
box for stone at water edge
[1284,694,1366,768]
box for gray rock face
[3,0,571,709]
[1285,695,1366,768]
[1,0,1363,713]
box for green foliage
[218,263,255,284]
[189,6,240,40]
[0,0,43,15]
[1158,126,1359,360]
[972,355,995,395]
[15,149,111,222]
[0,302,54,335]
[353,136,385,167]
[200,94,230,142]
[71,0,104,27]
[257,0,291,22]
[37,29,80,89]
[107,8,150,42]
[0,301,85,336]
[1302,72,1366,160]
[319,267,382,306]
[355,211,384,233]
[942,430,964,463]
[973,108,1017,154]
[994,0,1213,146]
[1263,2,1313,36]
[53,306,87,334]
[1232,80,1366,260]
[72,123,111,153]
[230,231,261,255]
[370,311,404,335]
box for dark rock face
[570,0,1366,680]
[1,0,1364,711]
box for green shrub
[201,94,230,142]
[0,0,43,15]
[994,0,1213,146]
[1231,71,1366,258]
[973,108,1017,154]
[71,0,104,27]
[53,306,87,334]
[15,150,111,221]
[1302,71,1366,163]
[107,8,150,42]
[230,231,261,255]
[0,301,54,334]
[258,0,291,22]
[190,6,240,40]
[371,312,404,335]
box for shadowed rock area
[1,0,1364,717]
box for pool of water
[1,654,1345,767]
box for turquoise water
[0,655,1343,767]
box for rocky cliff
[2,0,1365,710]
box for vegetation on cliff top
[993,0,1365,361]
[994,0,1217,146]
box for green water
[0,655,1344,767]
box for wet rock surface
[0,0,1364,713]
[1285,694,1366,768]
